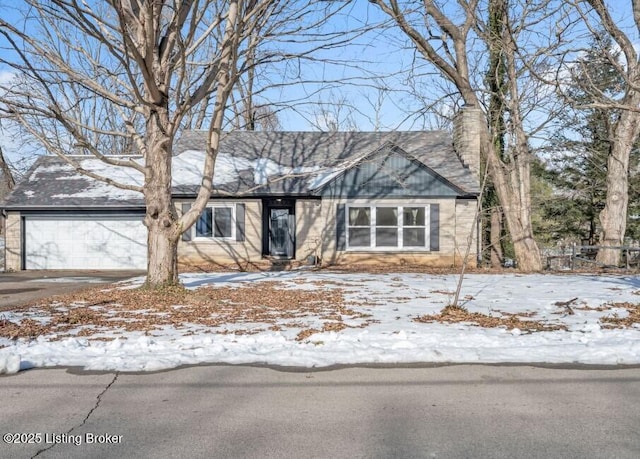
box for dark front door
[269,208,294,258]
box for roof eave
[2,204,146,212]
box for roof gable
[317,144,467,198]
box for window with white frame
[402,207,426,247]
[346,204,429,250]
[195,206,235,239]
[348,207,371,247]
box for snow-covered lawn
[1,271,640,374]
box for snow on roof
[35,158,145,201]
[305,150,374,190]
[2,130,479,209]
[306,167,344,190]
[252,157,320,186]
[172,150,320,188]
[172,150,246,188]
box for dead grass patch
[415,306,566,332]
[599,302,640,329]
[0,281,373,341]
[429,289,455,295]
[294,319,370,342]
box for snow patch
[0,353,21,375]
[1,272,639,373]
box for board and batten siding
[320,149,462,199]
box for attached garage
[3,127,482,272]
[23,214,147,270]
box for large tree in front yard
[0,0,345,287]
[540,35,639,247]
[573,0,640,266]
[369,0,549,271]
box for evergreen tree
[536,35,639,246]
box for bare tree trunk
[486,0,506,270]
[146,220,179,287]
[0,145,15,237]
[490,205,503,267]
[143,111,180,288]
[0,145,15,193]
[498,7,543,272]
[485,138,542,271]
[597,103,640,265]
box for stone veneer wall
[453,106,484,178]
[4,212,21,271]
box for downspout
[20,215,25,270]
[476,202,482,267]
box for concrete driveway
[0,270,145,311]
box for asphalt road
[0,364,638,459]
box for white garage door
[25,216,147,270]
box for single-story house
[1,108,482,271]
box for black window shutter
[181,203,192,241]
[236,203,246,242]
[430,203,440,251]
[336,204,346,251]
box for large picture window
[195,206,235,239]
[346,204,429,250]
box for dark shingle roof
[2,156,145,209]
[174,130,479,195]
[2,130,478,209]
